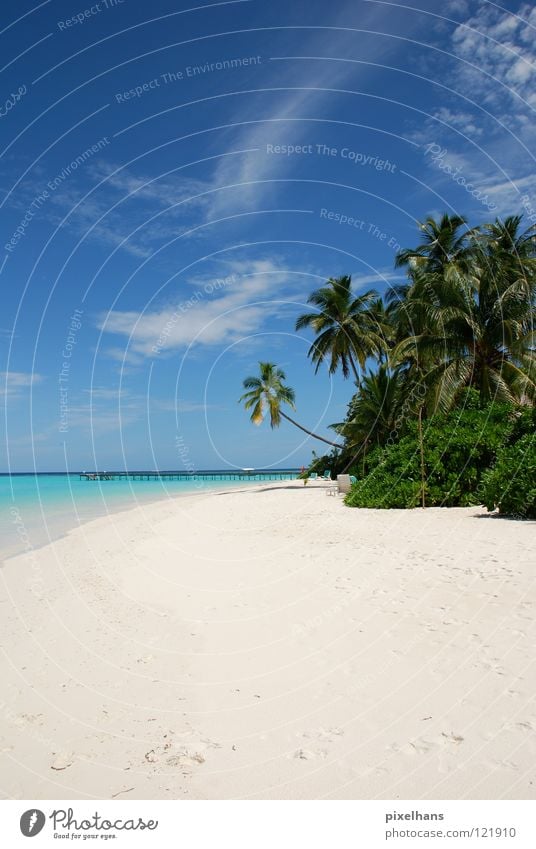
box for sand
[1,480,535,800]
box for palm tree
[333,365,405,450]
[239,362,341,447]
[393,216,536,410]
[392,214,479,355]
[331,365,406,476]
[295,275,383,383]
[366,296,396,363]
[390,214,478,507]
[394,213,475,277]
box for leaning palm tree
[295,275,383,383]
[239,361,341,447]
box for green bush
[345,400,516,509]
[481,433,536,519]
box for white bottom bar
[2,799,535,848]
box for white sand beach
[1,481,535,800]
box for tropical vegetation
[239,361,341,447]
[240,213,535,516]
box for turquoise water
[1,472,298,560]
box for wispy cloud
[447,0,470,16]
[349,270,404,289]
[431,107,484,139]
[98,257,312,357]
[451,3,536,115]
[3,156,217,261]
[0,370,43,399]
[47,161,216,258]
[205,2,414,221]
[61,386,211,435]
[410,3,536,219]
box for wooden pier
[79,470,299,482]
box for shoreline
[1,478,276,564]
[1,481,535,800]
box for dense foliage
[481,408,536,519]
[344,393,516,509]
[241,212,535,517]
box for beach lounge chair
[326,475,357,495]
[336,474,352,494]
[309,472,318,480]
[320,469,331,480]
[326,474,351,496]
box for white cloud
[47,162,216,258]
[98,256,311,357]
[351,270,403,287]
[447,0,470,15]
[58,386,211,435]
[432,107,484,138]
[410,3,536,219]
[0,371,43,398]
[451,3,536,111]
[205,2,414,222]
[153,398,219,414]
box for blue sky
[1,0,535,471]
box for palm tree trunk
[347,351,360,385]
[280,411,341,447]
[418,405,426,508]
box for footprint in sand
[51,752,74,771]
[14,713,44,727]
[441,732,464,745]
[503,720,534,733]
[143,729,219,770]
[390,731,464,757]
[300,727,344,744]
[166,751,205,767]
[293,748,328,760]
[292,727,343,760]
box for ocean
[0,471,299,560]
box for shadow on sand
[472,509,535,523]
